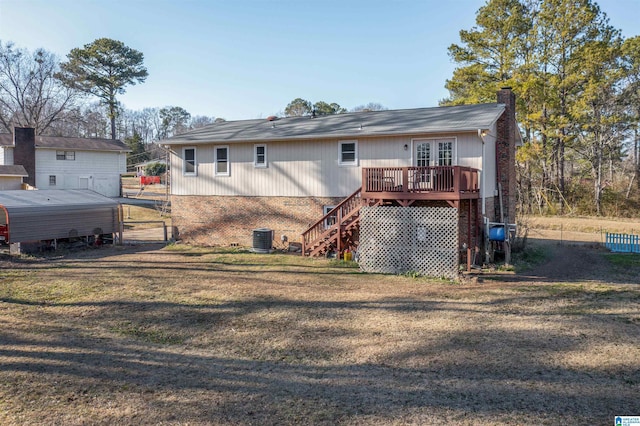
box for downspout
[478,129,487,216]
[479,129,489,265]
[495,136,505,225]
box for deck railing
[362,166,479,196]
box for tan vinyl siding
[169,133,485,198]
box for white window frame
[338,140,358,166]
[323,205,337,229]
[56,150,75,161]
[411,137,457,166]
[214,145,230,176]
[437,140,454,166]
[183,147,197,176]
[254,144,267,168]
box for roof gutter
[162,128,492,146]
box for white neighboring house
[0,128,130,197]
[0,165,28,190]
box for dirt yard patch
[0,243,638,425]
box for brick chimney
[495,88,516,225]
[13,127,36,187]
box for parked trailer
[0,189,122,250]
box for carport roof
[0,189,118,211]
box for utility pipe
[478,129,487,217]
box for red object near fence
[140,176,161,185]
[0,224,8,242]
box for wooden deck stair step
[301,187,364,257]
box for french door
[413,138,454,167]
[413,138,455,190]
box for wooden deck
[302,166,481,257]
[361,166,479,205]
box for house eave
[162,128,492,146]
[162,103,507,147]
[35,145,132,153]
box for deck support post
[467,199,472,272]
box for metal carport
[0,190,121,246]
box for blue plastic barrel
[489,226,505,241]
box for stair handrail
[301,187,362,255]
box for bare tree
[79,103,110,138]
[190,115,215,130]
[138,107,161,143]
[351,102,388,112]
[0,41,79,134]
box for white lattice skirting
[358,206,459,279]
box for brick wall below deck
[171,195,345,248]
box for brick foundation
[174,195,488,265]
[458,199,482,250]
[171,195,344,248]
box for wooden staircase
[302,188,373,257]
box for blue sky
[1,0,638,120]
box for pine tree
[59,38,148,140]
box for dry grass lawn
[523,215,640,244]
[0,243,638,425]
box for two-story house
[0,128,130,197]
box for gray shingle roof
[0,165,28,177]
[0,133,130,152]
[163,103,506,145]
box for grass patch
[328,259,360,269]
[122,204,169,229]
[0,277,104,305]
[605,253,640,268]
[124,204,166,220]
[543,283,587,297]
[1,245,639,425]
[165,245,362,271]
[110,321,185,345]
[512,244,549,272]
